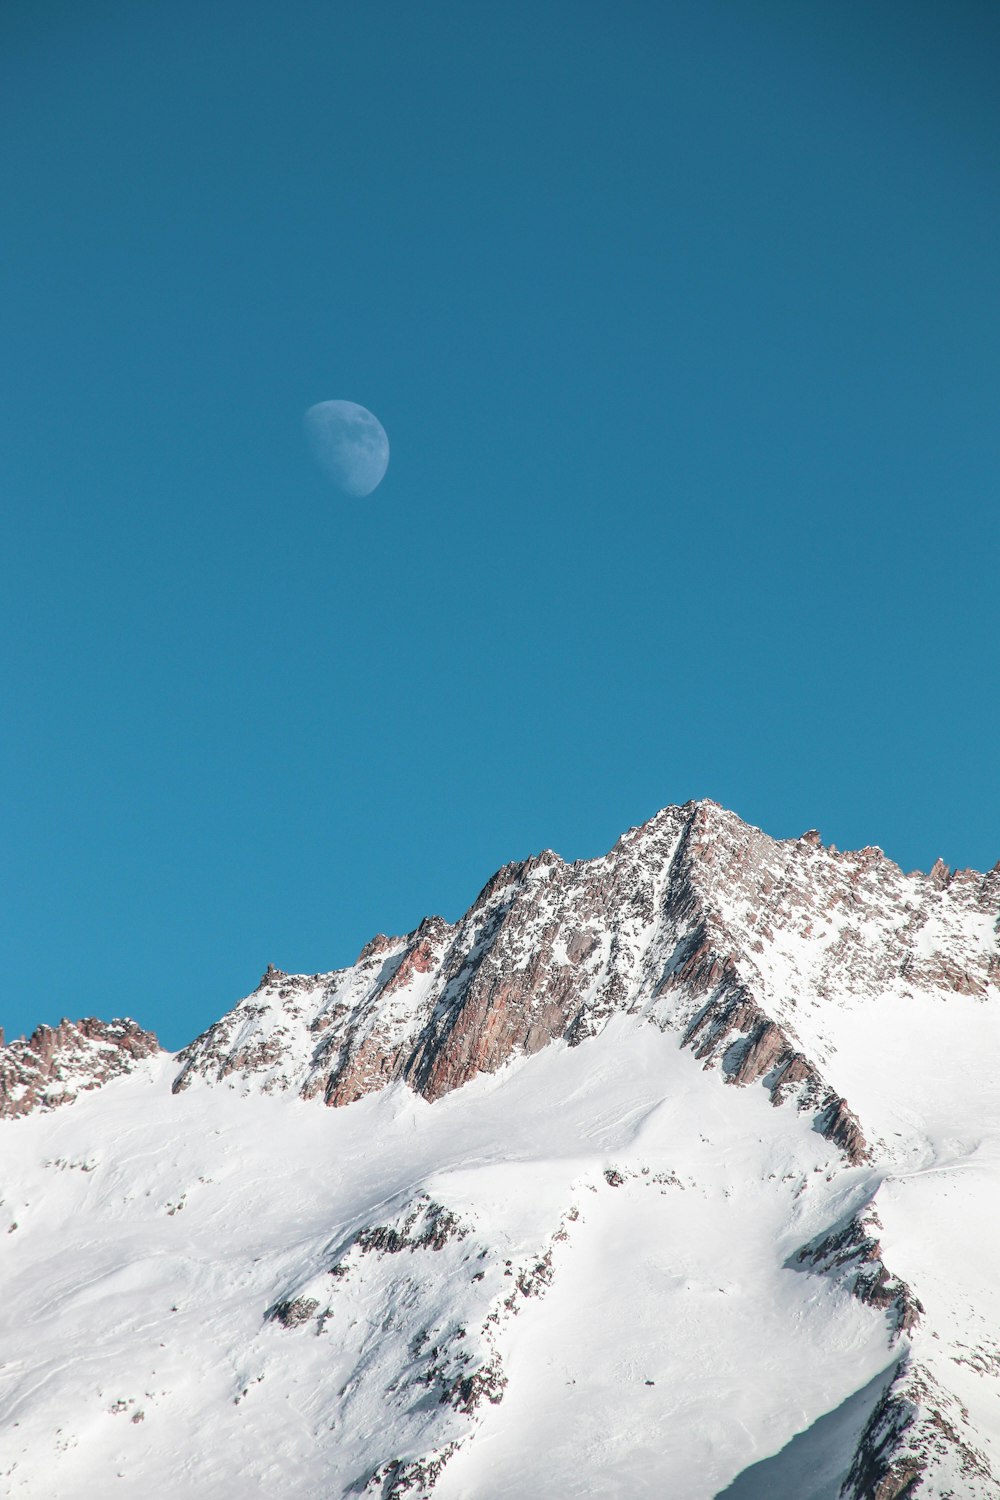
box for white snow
[0,1016,936,1499]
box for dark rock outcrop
[795,1203,923,1335]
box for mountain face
[2,800,999,1499]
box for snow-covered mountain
[2,800,999,1498]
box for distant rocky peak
[0,1017,160,1120]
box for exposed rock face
[794,1199,923,1336]
[0,1017,160,1120]
[172,800,999,1174]
[842,1359,999,1499]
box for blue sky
[2,1,998,1050]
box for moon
[304,400,389,496]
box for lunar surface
[304,399,389,496]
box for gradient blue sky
[3,1,998,1049]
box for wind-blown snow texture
[2,800,999,1498]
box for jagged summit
[0,1017,159,1120]
[172,798,996,1157]
[1,799,998,1499]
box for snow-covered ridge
[172,799,999,1160]
[2,799,999,1498]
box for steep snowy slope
[1,800,998,1498]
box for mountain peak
[171,800,997,1144]
[0,1016,160,1120]
[3,802,999,1497]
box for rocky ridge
[0,1017,159,1121]
[172,799,997,1161]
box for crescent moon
[304,400,389,497]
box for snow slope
[1,800,998,1498]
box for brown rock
[0,1018,160,1120]
[728,1020,788,1086]
[820,1096,869,1164]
